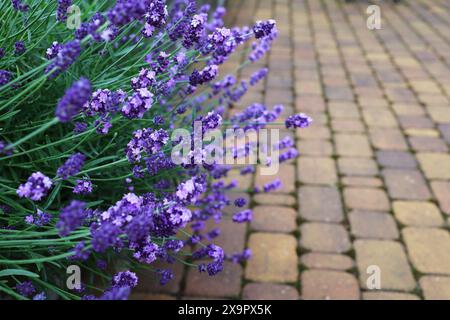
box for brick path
[134,0,450,300]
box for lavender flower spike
[56,77,92,123]
[17,172,53,201]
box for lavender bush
[0,0,311,300]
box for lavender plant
[0,0,311,300]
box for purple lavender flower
[0,139,13,156]
[230,248,252,263]
[94,117,113,135]
[57,0,72,22]
[232,209,253,223]
[125,213,153,242]
[73,122,88,134]
[0,48,5,59]
[24,209,52,227]
[45,41,62,59]
[240,165,255,175]
[189,65,218,86]
[57,200,87,236]
[91,222,121,253]
[57,153,86,179]
[130,239,158,264]
[121,88,154,119]
[97,260,107,270]
[16,281,36,297]
[73,178,93,195]
[125,128,169,163]
[208,27,231,46]
[45,40,81,79]
[261,178,282,193]
[100,286,130,300]
[112,271,138,288]
[276,136,294,150]
[207,244,224,262]
[11,0,29,12]
[253,20,277,39]
[175,176,207,204]
[32,292,47,300]
[131,68,156,91]
[158,269,173,285]
[163,239,184,253]
[70,241,91,261]
[183,13,207,48]
[107,0,147,27]
[249,68,268,86]
[14,41,25,55]
[285,113,313,129]
[17,172,53,201]
[56,77,92,123]
[145,152,175,176]
[85,89,126,116]
[279,148,299,163]
[145,0,168,28]
[234,198,247,208]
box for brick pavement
[133,0,450,300]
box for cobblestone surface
[135,0,450,300]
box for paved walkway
[134,0,450,300]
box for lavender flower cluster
[1,0,312,300]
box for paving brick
[409,136,448,152]
[325,86,354,101]
[369,128,408,150]
[298,157,337,185]
[420,276,450,300]
[301,270,360,300]
[184,262,242,298]
[392,103,425,116]
[428,107,450,124]
[405,129,440,137]
[393,201,444,227]
[331,119,365,133]
[251,206,297,233]
[344,188,390,211]
[245,233,298,283]
[376,150,417,169]
[301,253,354,271]
[438,124,450,144]
[297,139,333,156]
[295,95,326,112]
[416,153,450,180]
[399,115,434,129]
[254,164,295,193]
[363,109,398,128]
[341,176,383,188]
[349,211,399,240]
[242,283,299,300]
[338,157,378,176]
[431,181,450,215]
[299,186,344,223]
[328,102,360,119]
[362,292,419,300]
[335,134,373,157]
[382,169,431,200]
[253,193,296,206]
[211,219,247,254]
[300,223,351,253]
[297,125,331,140]
[403,227,450,275]
[354,240,415,291]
